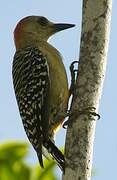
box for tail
[36,139,44,168]
[43,139,65,172]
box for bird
[12,15,75,171]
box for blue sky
[0,0,116,179]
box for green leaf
[0,141,60,180]
[0,141,29,163]
[31,158,57,180]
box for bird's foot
[63,107,100,129]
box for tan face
[14,16,55,41]
[14,15,75,49]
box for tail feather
[43,139,65,171]
[36,139,44,168]
[37,151,44,168]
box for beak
[54,23,75,32]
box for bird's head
[14,16,75,49]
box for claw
[81,107,100,120]
[62,110,71,129]
[70,61,79,79]
[70,61,79,70]
[63,120,69,129]
[62,107,100,129]
[69,60,79,96]
[90,112,100,120]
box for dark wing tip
[36,141,44,168]
[37,151,44,168]
[43,139,65,172]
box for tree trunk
[62,0,112,180]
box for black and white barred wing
[12,47,50,167]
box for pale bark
[62,0,112,180]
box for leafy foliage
[0,141,58,180]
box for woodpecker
[12,16,75,171]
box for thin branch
[62,0,112,180]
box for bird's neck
[15,36,62,60]
[37,40,62,59]
[15,32,48,50]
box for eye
[38,17,48,26]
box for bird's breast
[38,42,69,113]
